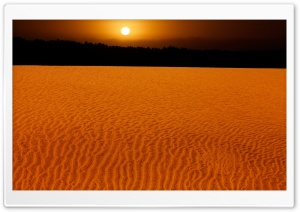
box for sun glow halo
[121,27,130,36]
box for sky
[13,20,286,51]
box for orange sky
[13,20,286,50]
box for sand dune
[13,66,286,190]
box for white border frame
[3,4,294,207]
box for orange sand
[13,66,286,190]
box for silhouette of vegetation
[13,37,286,68]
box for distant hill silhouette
[13,37,286,68]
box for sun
[121,27,130,36]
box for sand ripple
[13,66,286,190]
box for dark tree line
[13,37,286,68]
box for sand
[13,66,286,190]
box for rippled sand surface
[13,66,286,190]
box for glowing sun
[121,27,130,35]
